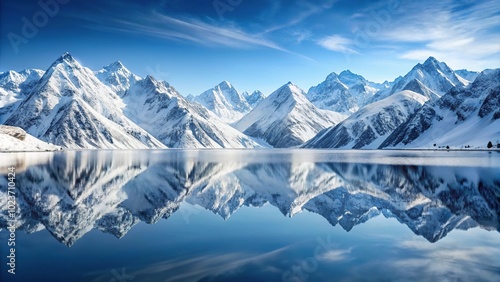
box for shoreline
[1,148,500,153]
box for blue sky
[1,0,499,96]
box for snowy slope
[370,57,466,103]
[381,69,500,148]
[0,125,61,151]
[304,91,429,149]
[4,53,166,149]
[194,81,252,123]
[95,61,140,96]
[0,69,44,123]
[123,76,263,148]
[235,82,347,148]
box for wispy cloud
[67,2,316,60]
[86,12,286,52]
[378,0,500,69]
[317,35,359,54]
[262,0,339,34]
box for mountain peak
[379,56,464,100]
[58,52,76,63]
[424,56,439,64]
[420,57,445,71]
[340,69,354,76]
[0,70,18,80]
[144,75,158,84]
[326,72,339,81]
[217,80,233,89]
[275,82,304,99]
[50,52,80,69]
[106,61,126,71]
[279,82,299,93]
[338,70,367,87]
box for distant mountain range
[0,53,498,150]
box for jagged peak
[408,56,455,79]
[111,60,124,68]
[338,69,367,87]
[339,69,365,81]
[0,70,19,79]
[104,61,126,71]
[58,52,76,63]
[0,69,44,83]
[50,52,81,70]
[339,69,356,76]
[143,76,175,92]
[19,69,43,75]
[420,56,452,72]
[143,75,158,85]
[424,56,439,65]
[217,80,233,89]
[136,75,162,91]
[326,72,339,81]
[275,81,304,98]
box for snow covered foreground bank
[0,125,61,152]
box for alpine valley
[0,53,498,151]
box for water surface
[1,150,499,281]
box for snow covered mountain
[380,69,500,148]
[0,53,493,150]
[194,81,252,123]
[0,69,44,123]
[123,76,262,148]
[306,70,384,114]
[235,82,347,148]
[303,91,429,149]
[4,53,166,149]
[95,61,140,95]
[370,57,467,103]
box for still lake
[0,149,499,282]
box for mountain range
[381,69,500,148]
[0,53,498,150]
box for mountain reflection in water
[0,150,499,246]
